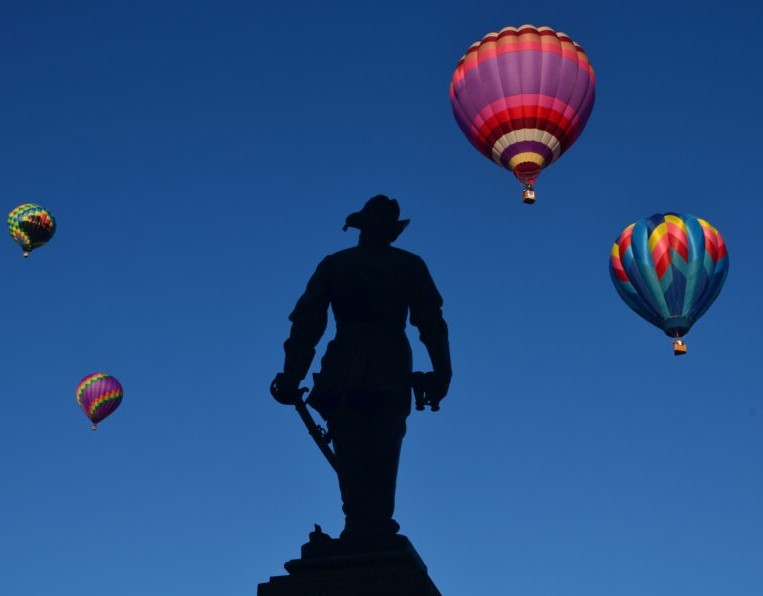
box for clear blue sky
[2,1,761,595]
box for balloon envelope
[7,203,56,256]
[609,213,728,340]
[449,24,596,194]
[76,373,123,429]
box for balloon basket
[522,188,536,204]
[673,340,687,356]
[92,424,98,431]
[22,251,29,258]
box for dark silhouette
[271,195,452,549]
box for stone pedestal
[257,531,441,595]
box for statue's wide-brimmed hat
[343,195,410,235]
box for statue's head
[343,195,410,243]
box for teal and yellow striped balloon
[610,213,729,354]
[7,203,56,257]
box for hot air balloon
[76,373,123,430]
[609,213,728,355]
[7,203,56,257]
[449,25,596,203]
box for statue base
[257,527,441,595]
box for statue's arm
[408,257,452,399]
[281,257,332,386]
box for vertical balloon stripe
[649,222,671,279]
[658,261,674,296]
[631,219,672,318]
[478,36,514,169]
[544,42,572,146]
[617,227,638,282]
[704,233,718,263]
[699,219,726,264]
[699,221,718,263]
[452,50,496,160]
[518,42,540,137]
[610,223,668,329]
[617,224,634,259]
[610,245,628,281]
[662,251,688,312]
[691,219,729,322]
[609,269,664,329]
[621,243,665,319]
[666,221,689,261]
[693,259,728,322]
[566,74,595,149]
[570,57,595,132]
[537,32,556,155]
[449,87,491,159]
[704,221,728,261]
[681,215,708,314]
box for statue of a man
[271,195,452,546]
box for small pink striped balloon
[76,373,123,430]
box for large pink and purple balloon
[76,373,123,430]
[449,24,596,203]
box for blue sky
[1,1,761,595]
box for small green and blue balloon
[610,213,728,355]
[76,373,123,430]
[7,203,56,257]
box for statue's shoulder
[323,247,358,264]
[328,247,358,258]
[388,246,428,269]
[388,246,422,259]
[323,246,424,268]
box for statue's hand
[412,371,450,411]
[270,373,305,405]
[426,371,450,404]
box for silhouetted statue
[271,195,452,548]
